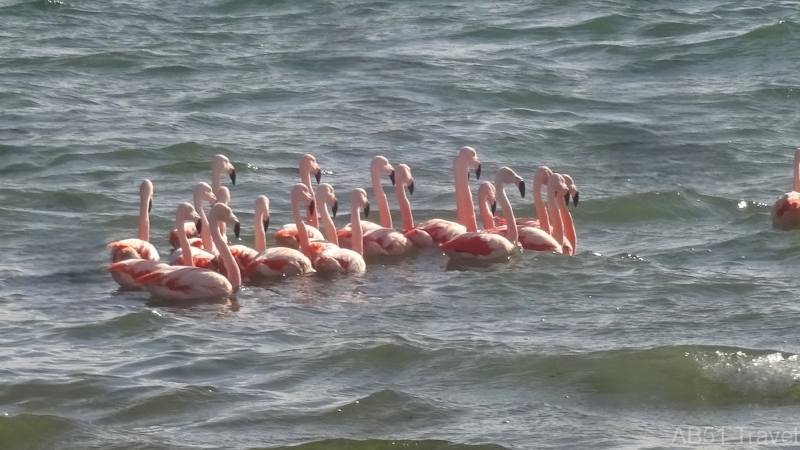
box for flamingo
[132,203,242,302]
[107,179,160,290]
[237,195,315,279]
[361,165,416,257]
[168,183,219,269]
[337,156,395,248]
[275,154,324,248]
[439,167,525,262]
[772,148,800,229]
[314,189,369,275]
[168,182,216,249]
[106,202,200,289]
[476,181,499,229]
[410,147,482,246]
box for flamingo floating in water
[314,189,369,275]
[275,154,324,248]
[211,154,236,199]
[132,203,242,302]
[439,167,525,262]
[337,156,395,248]
[772,148,800,229]
[236,195,315,279]
[411,147,482,246]
[106,201,200,289]
[107,179,160,290]
[168,183,220,270]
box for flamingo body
[137,266,232,302]
[491,225,562,252]
[439,232,517,261]
[275,224,324,249]
[105,259,167,290]
[414,219,467,246]
[773,192,800,229]
[314,247,366,274]
[242,247,314,278]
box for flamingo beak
[476,163,482,180]
[491,202,496,215]
[315,170,321,184]
[148,199,152,213]
[234,222,241,239]
[573,191,580,207]
[309,200,316,216]
[196,220,203,233]
[229,169,236,185]
[563,192,570,205]
[263,219,269,232]
[389,170,396,186]
[332,200,339,218]
[364,202,370,218]
[408,181,414,196]
[518,181,525,198]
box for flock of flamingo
[106,144,800,303]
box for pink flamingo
[410,147,482,246]
[169,182,216,249]
[362,165,415,257]
[237,195,315,279]
[275,154,324,248]
[476,181,499,229]
[772,148,800,229]
[132,203,242,302]
[168,183,220,269]
[336,156,395,248]
[314,189,369,275]
[107,179,160,290]
[106,201,201,289]
[439,167,525,261]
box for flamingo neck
[300,170,319,228]
[454,157,477,232]
[319,202,339,246]
[254,209,266,253]
[372,168,392,228]
[351,204,364,256]
[793,150,800,192]
[560,205,577,255]
[292,198,313,258]
[478,195,495,230]
[177,216,194,268]
[210,214,240,291]
[212,166,222,198]
[194,192,215,252]
[138,194,150,242]
[546,189,565,248]
[496,182,518,244]
[533,170,551,235]
[396,185,414,231]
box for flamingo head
[351,188,370,219]
[177,202,201,225]
[459,146,481,180]
[291,183,315,215]
[139,180,154,212]
[217,186,231,205]
[300,154,322,184]
[255,195,270,232]
[547,173,570,206]
[495,167,525,198]
[478,181,497,214]
[194,182,217,206]
[372,156,395,186]
[209,203,240,239]
[561,174,580,207]
[395,164,414,195]
[315,183,338,218]
[213,154,236,185]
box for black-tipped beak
[332,200,339,218]
[196,220,203,233]
[263,219,269,232]
[234,222,241,239]
[573,192,579,207]
[309,200,315,216]
[563,192,570,205]
[148,199,152,213]
[408,181,414,196]
[314,170,321,184]
[364,202,370,218]
[518,181,525,198]
[389,170,395,186]
[229,170,236,185]
[491,202,497,215]
[476,164,482,180]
